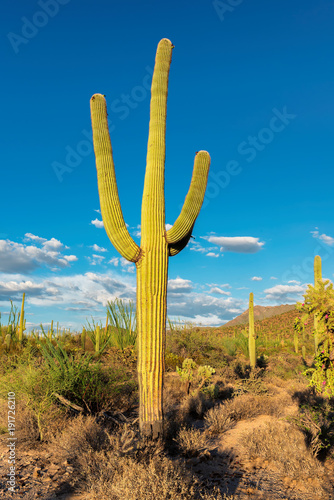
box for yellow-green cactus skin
[18,293,25,342]
[314,255,322,353]
[90,38,210,437]
[248,292,256,369]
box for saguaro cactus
[18,293,25,342]
[314,255,322,353]
[90,38,210,437]
[248,292,256,369]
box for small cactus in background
[248,293,256,369]
[294,328,299,354]
[5,333,11,351]
[314,255,322,353]
[81,328,86,351]
[18,293,25,342]
[302,345,306,360]
[90,38,210,437]
[95,325,100,354]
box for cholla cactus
[248,292,256,369]
[90,39,210,437]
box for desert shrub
[174,426,208,457]
[205,392,290,435]
[241,420,323,476]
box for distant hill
[223,304,296,327]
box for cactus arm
[168,224,194,256]
[166,151,210,254]
[90,94,141,262]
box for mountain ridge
[223,304,296,327]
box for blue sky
[1,0,334,332]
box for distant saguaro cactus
[18,293,25,342]
[314,255,322,353]
[248,293,256,369]
[90,38,210,438]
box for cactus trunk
[314,255,322,353]
[248,292,256,369]
[90,38,210,437]
[18,293,25,342]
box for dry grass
[50,414,107,462]
[241,420,323,476]
[174,425,208,457]
[50,414,233,500]
[204,391,292,435]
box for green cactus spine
[90,38,210,437]
[248,293,256,369]
[314,255,322,353]
[18,293,25,342]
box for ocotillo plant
[90,38,210,437]
[18,293,25,342]
[314,255,322,353]
[249,293,256,369]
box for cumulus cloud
[165,223,173,231]
[120,258,135,273]
[288,280,301,284]
[167,293,244,325]
[206,252,220,258]
[109,257,119,266]
[202,236,264,253]
[263,284,306,303]
[91,219,104,228]
[168,277,193,294]
[0,238,77,274]
[311,229,334,246]
[251,276,263,281]
[0,279,47,301]
[208,287,231,296]
[90,244,108,252]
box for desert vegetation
[1,278,334,499]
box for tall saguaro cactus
[314,255,322,353]
[248,292,256,369]
[90,38,210,438]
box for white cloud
[311,229,334,246]
[109,257,119,266]
[270,276,278,280]
[208,287,231,296]
[251,276,263,281]
[263,284,307,303]
[91,219,104,228]
[0,239,77,274]
[90,244,108,252]
[203,236,264,253]
[120,258,135,273]
[206,252,220,258]
[168,277,193,293]
[165,223,173,231]
[288,280,301,284]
